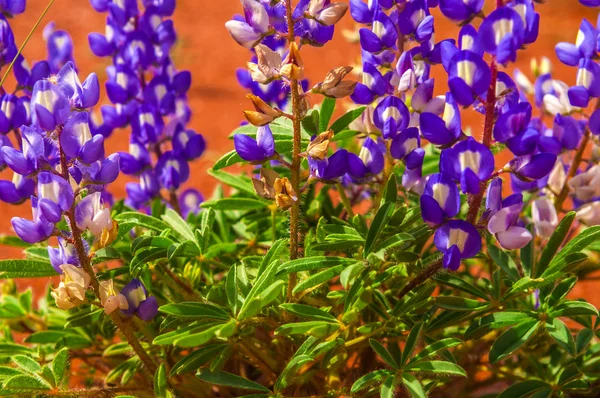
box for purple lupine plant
[88,0,205,212]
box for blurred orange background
[1,0,598,301]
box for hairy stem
[58,143,157,387]
[396,259,443,303]
[285,0,302,300]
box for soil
[1,0,599,303]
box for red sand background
[1,0,598,302]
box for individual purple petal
[496,226,532,250]
[508,153,557,181]
[374,96,410,139]
[390,127,420,160]
[137,296,158,321]
[443,244,462,271]
[439,0,484,22]
[448,50,491,106]
[434,219,481,260]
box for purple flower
[390,127,420,160]
[493,102,539,155]
[11,197,55,244]
[434,220,481,271]
[488,194,532,249]
[120,278,158,321]
[1,126,46,176]
[555,19,598,66]
[309,149,348,181]
[37,172,74,223]
[568,58,600,107]
[234,125,275,162]
[419,92,461,146]
[479,7,525,64]
[172,126,206,161]
[420,173,460,226]
[373,96,410,139]
[293,0,336,46]
[225,0,270,49]
[447,50,491,106]
[397,0,434,43]
[45,28,75,74]
[507,153,557,182]
[179,189,204,218]
[60,112,105,163]
[31,80,70,131]
[155,151,190,191]
[507,0,540,46]
[0,94,27,134]
[0,0,26,15]
[347,137,384,179]
[56,62,100,109]
[0,15,17,66]
[439,0,483,22]
[121,32,155,69]
[359,8,397,53]
[0,172,35,204]
[48,237,81,274]
[440,137,494,194]
[75,192,112,236]
[532,197,558,238]
[351,62,388,105]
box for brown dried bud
[281,42,304,80]
[306,130,333,160]
[313,2,348,26]
[252,168,278,200]
[321,66,353,91]
[313,66,356,98]
[274,177,298,210]
[244,94,280,126]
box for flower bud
[306,130,333,160]
[281,42,304,80]
[313,66,356,98]
[274,177,298,210]
[51,264,91,310]
[252,168,278,200]
[99,279,129,314]
[244,94,280,126]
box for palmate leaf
[489,320,540,363]
[350,369,394,393]
[208,169,255,195]
[279,303,337,322]
[408,338,463,365]
[405,361,467,377]
[548,300,599,317]
[402,373,426,398]
[154,364,168,398]
[201,198,269,211]
[464,312,533,340]
[381,375,396,398]
[292,264,346,294]
[545,225,600,276]
[158,303,230,320]
[535,211,575,278]
[0,259,56,279]
[196,369,271,393]
[319,97,336,132]
[547,318,576,356]
[497,380,551,398]
[170,344,227,376]
[402,322,423,365]
[277,256,358,275]
[435,296,488,311]
[364,202,395,254]
[330,106,366,134]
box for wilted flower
[51,264,91,310]
[99,280,129,315]
[532,198,559,238]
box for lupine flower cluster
[0,3,158,320]
[88,0,205,216]
[225,0,600,273]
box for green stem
[336,183,354,218]
[0,0,55,87]
[285,0,302,300]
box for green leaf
[547,318,576,356]
[174,324,224,348]
[576,328,594,354]
[201,198,269,211]
[465,312,533,341]
[488,245,520,281]
[12,355,41,373]
[350,370,394,393]
[535,211,575,278]
[238,258,279,320]
[402,373,426,398]
[24,247,50,261]
[277,256,358,275]
[168,241,201,260]
[330,106,366,134]
[275,321,340,337]
[381,375,395,398]
[3,374,51,390]
[369,339,399,369]
[520,225,534,277]
[319,97,336,132]
[549,300,599,317]
[302,109,319,135]
[154,364,168,398]
[279,304,337,322]
[405,361,467,377]
[199,208,216,253]
[292,265,345,294]
[162,208,197,243]
[212,150,242,171]
[170,344,227,376]
[497,380,550,398]
[0,235,31,248]
[546,225,600,275]
[435,296,488,312]
[208,169,255,195]
[402,322,423,365]
[129,248,168,277]
[258,238,288,276]
[196,370,271,393]
[92,247,122,264]
[64,308,103,328]
[331,129,361,142]
[489,320,540,363]
[24,331,69,344]
[547,277,578,308]
[409,338,463,364]
[364,202,394,254]
[226,264,240,316]
[131,236,173,255]
[159,303,230,320]
[433,274,488,300]
[382,174,397,206]
[115,212,172,236]
[0,259,57,279]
